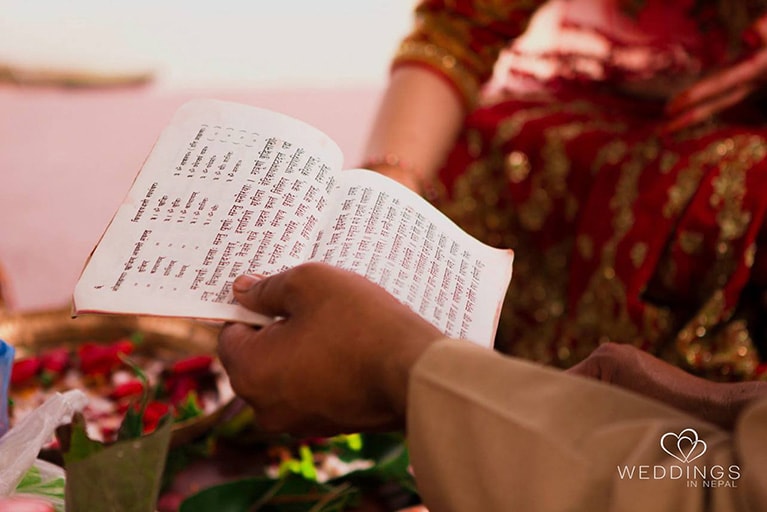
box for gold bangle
[362,153,420,175]
[362,154,438,200]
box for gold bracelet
[362,153,419,175]
[362,153,438,200]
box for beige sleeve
[407,339,767,512]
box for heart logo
[660,428,707,463]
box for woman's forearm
[362,66,466,192]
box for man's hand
[217,263,442,437]
[568,343,766,429]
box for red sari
[394,0,767,379]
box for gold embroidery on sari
[519,118,625,231]
[403,0,544,108]
[577,235,594,260]
[443,156,512,248]
[745,243,757,269]
[503,238,571,362]
[675,294,759,379]
[493,101,600,146]
[467,129,483,159]
[702,136,763,295]
[631,243,648,268]
[678,230,704,255]
[670,135,767,379]
[567,140,661,360]
[659,151,679,174]
[394,40,481,107]
[504,151,530,183]
[591,140,629,175]
[436,95,766,377]
[658,138,738,290]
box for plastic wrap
[0,389,87,495]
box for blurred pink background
[0,86,383,311]
[0,0,413,311]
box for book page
[309,169,514,347]
[74,99,342,324]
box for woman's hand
[568,343,767,429]
[217,263,442,437]
[663,16,767,133]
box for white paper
[311,170,513,345]
[74,100,514,347]
[74,99,343,324]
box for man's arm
[217,264,766,511]
[567,342,767,429]
[409,339,766,511]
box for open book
[73,100,514,347]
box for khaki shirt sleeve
[407,339,766,512]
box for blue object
[0,339,13,437]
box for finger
[661,83,755,134]
[566,358,600,380]
[232,272,296,317]
[666,49,767,116]
[233,263,331,317]
[217,322,260,370]
[217,321,284,403]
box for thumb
[232,273,294,317]
[567,353,614,382]
[566,357,600,379]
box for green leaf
[180,473,359,512]
[118,352,149,388]
[116,353,152,441]
[325,434,363,461]
[329,433,417,494]
[212,403,256,438]
[64,416,173,512]
[298,445,318,481]
[278,458,303,479]
[130,331,145,345]
[342,434,362,452]
[117,403,146,440]
[39,370,55,388]
[180,478,280,512]
[60,414,104,466]
[174,391,204,422]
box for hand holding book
[73,100,513,347]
